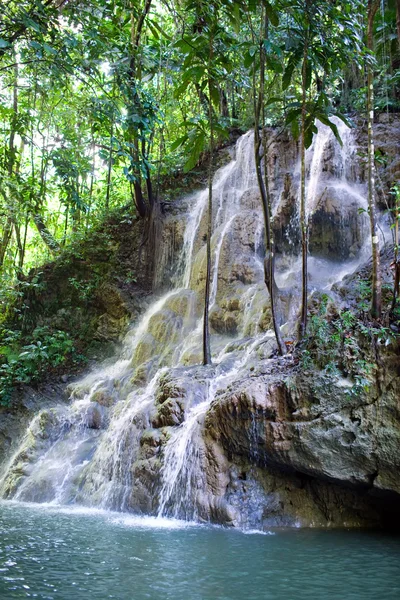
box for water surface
[1,502,400,599]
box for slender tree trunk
[195,83,212,118]
[33,214,61,251]
[13,220,23,269]
[203,31,215,367]
[142,139,154,207]
[253,12,286,355]
[220,87,229,119]
[367,0,381,319]
[20,217,29,270]
[392,202,400,309]
[105,118,113,213]
[0,59,18,269]
[62,206,69,247]
[0,217,13,268]
[231,82,237,120]
[86,140,95,230]
[298,36,309,340]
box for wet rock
[132,333,156,366]
[31,409,61,440]
[204,349,400,526]
[152,397,185,428]
[91,388,115,407]
[210,305,240,335]
[84,402,107,429]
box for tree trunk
[252,13,286,355]
[392,203,400,310]
[32,214,61,252]
[0,59,19,270]
[105,116,114,213]
[298,37,309,340]
[203,31,215,367]
[367,0,381,319]
[0,217,13,268]
[220,87,229,119]
[128,0,153,219]
[142,138,154,208]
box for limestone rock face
[269,125,375,259]
[203,349,400,528]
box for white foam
[0,500,199,531]
[242,529,275,536]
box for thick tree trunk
[132,178,147,218]
[367,0,382,319]
[128,0,153,219]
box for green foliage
[300,294,398,397]
[0,327,75,405]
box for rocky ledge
[201,347,400,529]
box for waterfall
[0,124,374,522]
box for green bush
[0,327,75,406]
[300,295,398,397]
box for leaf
[282,61,296,91]
[170,135,188,151]
[285,108,301,126]
[147,21,159,40]
[265,96,282,106]
[249,45,258,57]
[142,73,154,82]
[335,112,354,129]
[265,2,280,27]
[174,38,192,53]
[290,118,300,140]
[0,39,10,49]
[183,132,205,173]
[317,114,343,147]
[22,17,42,34]
[182,66,205,85]
[29,40,42,51]
[213,124,229,140]
[149,20,172,40]
[209,83,220,109]
[244,51,256,69]
[42,43,57,56]
[174,80,190,99]
[304,126,314,149]
[305,61,312,90]
[232,3,241,34]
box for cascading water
[0,123,376,523]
